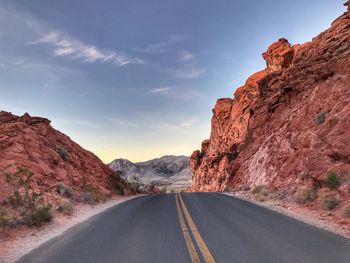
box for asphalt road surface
[17,193,350,263]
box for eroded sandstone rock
[190,2,350,214]
[0,112,116,205]
[262,38,294,71]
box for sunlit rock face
[262,38,295,71]
[0,111,115,204]
[190,5,350,202]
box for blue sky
[0,0,345,162]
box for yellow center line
[178,193,216,263]
[175,193,201,263]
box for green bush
[320,195,340,210]
[297,187,317,204]
[316,112,325,125]
[28,204,53,226]
[325,171,341,189]
[57,201,74,215]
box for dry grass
[252,185,270,202]
[342,203,350,218]
[296,187,317,204]
[320,195,340,211]
[57,201,75,216]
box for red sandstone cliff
[0,111,125,205]
[190,3,350,210]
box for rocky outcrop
[0,111,122,205]
[262,38,295,71]
[190,2,350,211]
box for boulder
[262,38,294,71]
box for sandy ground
[0,195,142,263]
[223,192,350,239]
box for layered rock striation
[190,2,350,206]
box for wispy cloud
[180,118,199,127]
[148,61,205,79]
[179,50,195,61]
[31,31,143,66]
[149,86,171,94]
[173,64,205,78]
[134,34,189,54]
[145,49,204,79]
[148,85,202,101]
[150,117,200,135]
[176,50,205,78]
[168,34,189,43]
[109,118,138,128]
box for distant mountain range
[108,155,192,191]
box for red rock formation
[0,111,123,205]
[262,38,295,71]
[190,2,350,211]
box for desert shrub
[320,195,340,210]
[252,185,268,194]
[325,171,341,189]
[28,204,53,226]
[297,172,309,181]
[316,112,325,125]
[56,183,73,198]
[342,204,350,218]
[108,171,143,195]
[5,166,34,207]
[107,172,147,195]
[57,145,69,160]
[129,176,145,194]
[224,185,235,192]
[5,167,40,209]
[57,201,74,215]
[243,186,251,192]
[0,216,10,231]
[83,192,96,204]
[0,208,10,231]
[4,166,53,227]
[252,185,270,202]
[297,187,317,204]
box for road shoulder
[222,192,350,240]
[0,195,143,263]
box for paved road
[17,193,350,263]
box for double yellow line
[175,193,216,263]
